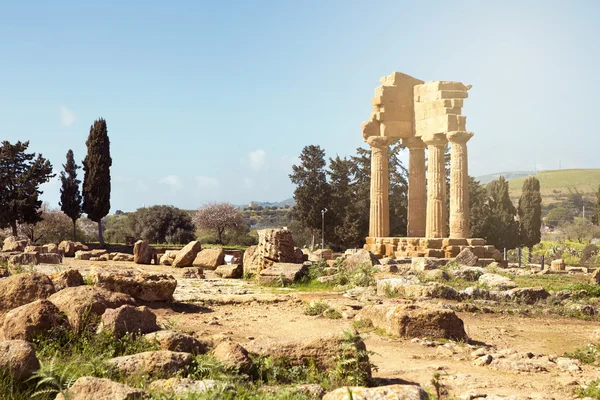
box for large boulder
[257,262,308,285]
[212,341,252,373]
[56,377,146,400]
[0,340,40,380]
[58,240,76,257]
[591,268,600,284]
[90,269,177,302]
[42,243,60,254]
[133,240,153,265]
[551,259,566,271]
[107,351,193,377]
[245,229,303,275]
[2,299,69,341]
[112,253,134,262]
[455,247,479,267]
[411,257,446,272]
[24,245,43,253]
[2,236,28,252]
[215,264,242,279]
[193,248,225,270]
[75,249,108,260]
[97,305,160,338]
[323,384,428,400]
[242,246,259,274]
[172,241,202,268]
[505,287,550,304]
[343,250,380,270]
[36,252,62,264]
[8,252,38,266]
[358,303,467,341]
[478,273,517,290]
[449,266,485,281]
[143,330,209,354]
[0,272,55,315]
[246,332,371,374]
[48,286,135,331]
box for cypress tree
[593,185,600,226]
[328,156,362,249]
[59,149,82,241]
[486,176,520,250]
[518,177,542,249]
[82,118,112,247]
[289,145,330,249]
[0,141,54,236]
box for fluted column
[448,131,474,239]
[423,135,448,238]
[403,137,427,237]
[367,136,392,237]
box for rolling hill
[505,169,600,202]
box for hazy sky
[2,1,599,212]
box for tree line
[289,144,545,252]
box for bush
[128,205,195,244]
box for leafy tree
[544,207,577,227]
[59,149,82,241]
[563,218,600,243]
[103,213,132,244]
[593,185,600,225]
[469,177,491,239]
[193,202,246,245]
[0,141,54,236]
[518,177,542,249]
[328,156,362,249]
[129,205,195,244]
[82,118,112,247]
[289,145,331,249]
[21,203,80,243]
[486,176,519,250]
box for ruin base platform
[364,237,503,260]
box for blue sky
[2,0,599,212]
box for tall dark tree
[328,156,362,249]
[486,176,520,250]
[0,141,54,236]
[289,145,330,249]
[592,185,600,226]
[82,118,112,247]
[59,149,82,241]
[469,177,491,239]
[518,177,542,249]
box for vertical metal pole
[321,211,325,251]
[503,248,507,261]
[518,248,522,268]
[541,255,545,270]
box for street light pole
[321,208,328,252]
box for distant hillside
[476,171,535,184]
[506,169,600,202]
[244,198,295,209]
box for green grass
[511,273,590,292]
[576,379,600,399]
[508,169,600,201]
[564,344,600,366]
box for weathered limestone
[404,137,427,237]
[366,135,392,237]
[448,132,473,238]
[422,135,448,238]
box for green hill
[476,171,535,184]
[507,169,600,202]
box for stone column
[423,136,448,238]
[448,131,474,238]
[403,137,426,237]
[367,136,392,238]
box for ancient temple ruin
[362,72,501,261]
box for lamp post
[321,208,328,252]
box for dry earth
[32,260,600,399]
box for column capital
[421,134,448,147]
[403,136,426,150]
[366,136,392,149]
[447,131,474,144]
[361,119,381,142]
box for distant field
[507,169,600,201]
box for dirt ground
[34,260,600,399]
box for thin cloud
[158,175,183,188]
[196,176,219,188]
[59,105,76,127]
[249,149,266,171]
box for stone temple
[362,72,502,262]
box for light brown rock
[133,240,153,264]
[323,384,428,400]
[172,241,202,268]
[42,243,60,254]
[24,245,43,253]
[193,248,225,270]
[75,249,108,260]
[160,250,179,266]
[8,252,38,266]
[55,377,146,400]
[2,299,68,341]
[358,303,467,341]
[144,330,209,354]
[257,262,308,285]
[36,252,62,264]
[551,259,566,271]
[113,253,134,262]
[91,268,176,302]
[149,378,221,395]
[49,269,85,291]
[2,236,28,252]
[591,268,600,284]
[215,264,242,278]
[249,229,304,274]
[107,350,193,377]
[48,285,135,331]
[0,272,55,315]
[344,250,380,270]
[0,340,40,380]
[97,305,160,338]
[58,240,76,257]
[455,247,478,266]
[212,341,252,373]
[242,245,259,274]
